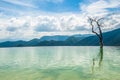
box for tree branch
[88,17,101,39]
[88,17,104,47]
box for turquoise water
[0,46,120,80]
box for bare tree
[88,17,104,48]
[88,17,105,73]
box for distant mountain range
[40,35,69,41]
[76,28,120,46]
[0,28,120,47]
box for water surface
[0,46,120,80]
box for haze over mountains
[0,28,120,47]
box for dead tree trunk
[88,17,103,48]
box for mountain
[0,40,27,47]
[40,35,69,41]
[26,38,41,46]
[30,34,90,46]
[0,34,88,47]
[64,34,92,45]
[76,28,120,46]
[0,28,120,47]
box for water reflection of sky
[0,47,119,69]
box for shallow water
[0,46,120,80]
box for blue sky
[0,0,84,13]
[0,0,120,41]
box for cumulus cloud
[0,14,90,41]
[0,15,88,32]
[0,12,120,41]
[102,13,120,30]
[59,15,89,31]
[6,26,18,32]
[79,0,120,32]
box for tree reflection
[92,47,104,74]
[99,47,103,68]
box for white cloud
[3,0,64,7]
[80,0,120,17]
[0,12,119,41]
[0,14,90,41]
[2,0,36,8]
[102,13,120,30]
[78,0,120,33]
[19,15,89,32]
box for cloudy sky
[0,0,120,41]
